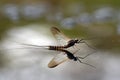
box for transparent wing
[48,52,69,68]
[51,27,71,46]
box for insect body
[17,27,96,68]
[48,27,96,68]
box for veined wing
[51,27,71,46]
[48,52,69,68]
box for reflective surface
[0,0,120,80]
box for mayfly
[18,27,96,68]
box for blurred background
[0,0,120,80]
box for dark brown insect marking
[61,50,77,61]
[49,46,77,61]
[64,39,79,48]
[51,27,61,32]
[49,46,64,51]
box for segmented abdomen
[49,46,64,51]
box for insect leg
[76,57,96,68]
[79,39,96,50]
[78,50,96,59]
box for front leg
[76,57,96,68]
